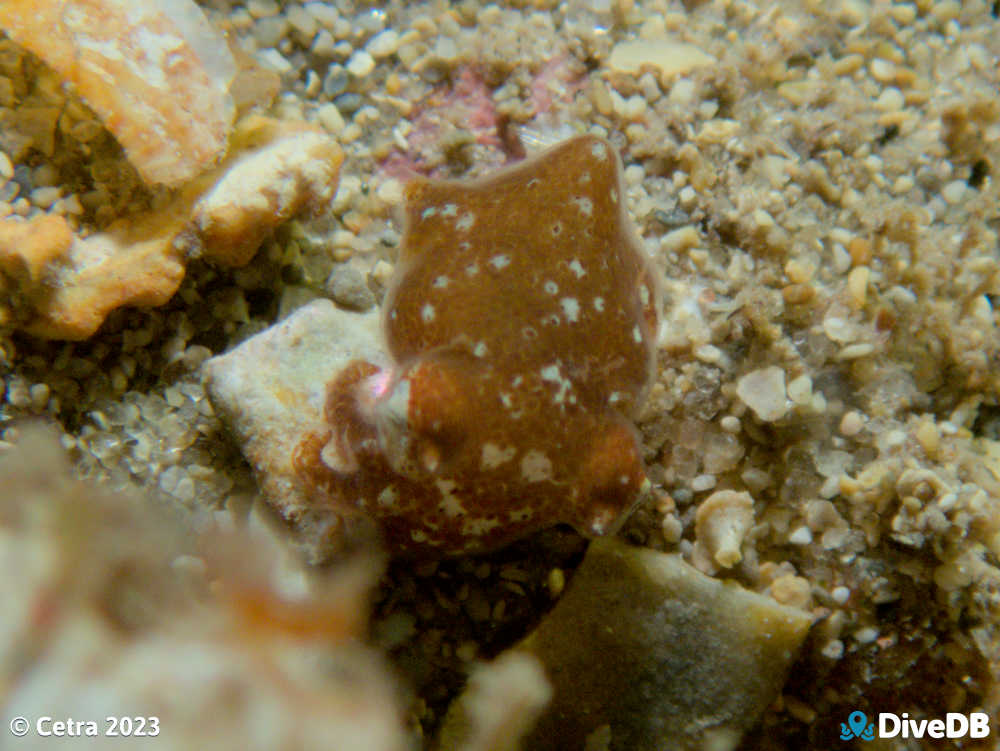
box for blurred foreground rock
[0,426,408,751]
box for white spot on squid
[481,442,517,469]
[441,203,458,217]
[521,450,553,482]
[560,297,580,322]
[436,479,465,517]
[568,259,586,278]
[433,275,450,289]
[489,254,511,270]
[540,363,573,404]
[421,206,437,220]
[473,341,488,357]
[572,197,593,216]
[465,262,479,276]
[377,485,398,507]
[593,297,605,312]
[591,142,608,160]
[540,364,561,382]
[456,212,476,231]
[462,517,502,536]
[543,280,559,295]
[422,304,436,322]
[639,283,650,306]
[633,324,643,343]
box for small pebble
[346,50,376,78]
[830,586,851,605]
[736,367,788,422]
[367,29,400,58]
[694,343,724,365]
[305,2,339,28]
[312,30,337,57]
[941,179,967,204]
[853,627,879,644]
[622,95,647,121]
[547,568,565,598]
[870,59,895,83]
[820,639,845,659]
[30,186,61,208]
[334,92,362,115]
[376,178,404,205]
[323,64,349,97]
[316,103,345,135]
[719,415,741,434]
[786,375,812,405]
[254,17,289,47]
[876,87,904,111]
[433,37,459,63]
[788,526,813,545]
[839,411,865,437]
[247,0,279,18]
[915,420,940,455]
[257,48,293,74]
[286,5,317,38]
[847,266,868,309]
[691,474,717,492]
[837,342,875,360]
[326,266,375,311]
[0,151,12,181]
[29,383,50,411]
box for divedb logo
[840,710,991,741]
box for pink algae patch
[381,67,503,180]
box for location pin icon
[848,711,868,738]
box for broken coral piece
[294,135,662,555]
[203,299,386,562]
[1,117,343,340]
[0,213,73,297]
[511,538,814,751]
[192,116,346,267]
[15,206,189,340]
[0,0,236,187]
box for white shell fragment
[607,39,716,79]
[736,366,789,422]
[694,489,756,570]
[0,0,236,187]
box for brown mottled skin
[295,135,660,556]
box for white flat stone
[203,300,385,558]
